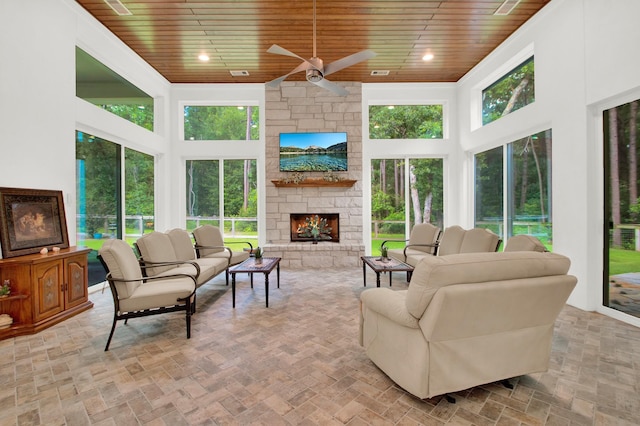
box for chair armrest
[138,259,201,279]
[360,289,419,328]
[381,239,410,249]
[403,243,438,259]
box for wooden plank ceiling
[75,0,550,84]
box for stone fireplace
[290,213,340,243]
[263,82,365,268]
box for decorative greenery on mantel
[272,172,356,188]
[272,179,357,188]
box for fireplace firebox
[290,213,339,243]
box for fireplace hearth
[290,213,339,243]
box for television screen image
[279,132,348,172]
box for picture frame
[0,187,69,258]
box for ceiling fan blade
[266,62,309,87]
[323,50,377,76]
[312,78,349,96]
[267,44,308,62]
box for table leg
[231,272,236,308]
[250,272,254,288]
[264,272,269,308]
[363,262,367,287]
[276,262,280,288]
[389,271,393,287]
[376,272,381,288]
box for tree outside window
[482,57,535,126]
[369,105,443,139]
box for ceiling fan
[266,0,376,96]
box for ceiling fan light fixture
[306,69,324,83]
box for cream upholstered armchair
[382,223,442,267]
[98,239,197,351]
[360,251,577,400]
[192,225,252,269]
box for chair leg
[104,317,118,351]
[186,300,192,339]
[225,269,229,286]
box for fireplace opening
[290,213,339,243]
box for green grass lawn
[608,248,640,276]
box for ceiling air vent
[371,70,390,76]
[103,0,132,16]
[230,70,250,77]
[494,0,521,16]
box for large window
[369,105,443,139]
[475,129,552,246]
[183,106,259,140]
[76,47,154,131]
[76,131,154,286]
[186,159,258,248]
[482,57,535,126]
[370,158,443,255]
[604,99,640,319]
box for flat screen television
[279,132,348,172]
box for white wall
[457,0,640,326]
[0,0,172,249]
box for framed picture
[0,187,69,258]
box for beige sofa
[359,251,577,399]
[135,229,229,287]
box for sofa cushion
[405,251,571,319]
[136,232,178,276]
[167,228,197,261]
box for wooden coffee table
[361,256,413,287]
[229,257,281,307]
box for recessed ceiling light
[198,54,210,62]
[230,70,250,77]
[494,0,521,16]
[371,70,390,76]
[422,53,434,61]
[103,0,132,16]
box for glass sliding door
[76,132,155,286]
[185,159,258,249]
[604,99,640,318]
[76,132,121,286]
[474,130,552,246]
[475,146,503,235]
[370,158,443,255]
[223,159,257,246]
[125,148,155,239]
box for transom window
[183,105,259,141]
[369,105,443,139]
[482,56,535,126]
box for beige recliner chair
[359,251,577,400]
[98,239,197,351]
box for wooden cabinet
[0,247,93,340]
